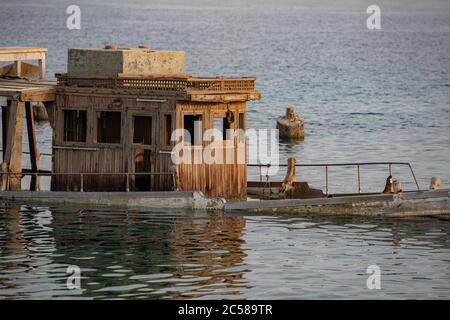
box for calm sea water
[0,0,450,299]
[1,205,450,299]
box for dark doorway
[134,148,152,191]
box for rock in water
[276,106,304,139]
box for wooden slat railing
[56,73,256,92]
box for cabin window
[163,114,172,146]
[133,116,153,145]
[213,116,232,140]
[238,112,245,142]
[97,111,121,144]
[183,115,202,145]
[63,110,87,142]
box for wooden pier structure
[0,47,56,191]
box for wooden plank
[25,101,40,190]
[14,61,21,76]
[0,83,52,90]
[188,93,255,103]
[0,47,46,63]
[20,89,55,102]
[0,78,56,102]
[57,87,188,100]
[0,47,47,54]
[117,73,191,79]
[0,79,55,86]
[1,106,8,162]
[1,162,7,191]
[39,55,45,79]
[3,100,24,191]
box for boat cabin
[51,46,260,198]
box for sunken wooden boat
[0,47,449,216]
[0,46,260,205]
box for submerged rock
[276,106,304,140]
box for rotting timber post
[276,106,305,140]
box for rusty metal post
[408,163,420,191]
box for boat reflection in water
[0,205,249,299]
[0,205,67,298]
[1,205,450,299]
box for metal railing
[1,162,421,194]
[248,161,420,195]
[1,171,176,192]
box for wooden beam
[38,55,45,79]
[3,100,24,191]
[20,90,55,102]
[0,78,55,86]
[14,61,21,77]
[0,78,56,102]
[1,106,8,162]
[117,73,190,79]
[0,52,46,62]
[1,162,7,191]
[43,101,55,129]
[25,101,40,190]
[188,93,251,103]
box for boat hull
[225,190,450,217]
[1,190,449,217]
[0,191,225,211]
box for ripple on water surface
[1,205,450,299]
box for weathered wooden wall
[52,92,175,191]
[52,148,126,191]
[52,90,248,198]
[175,101,247,199]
